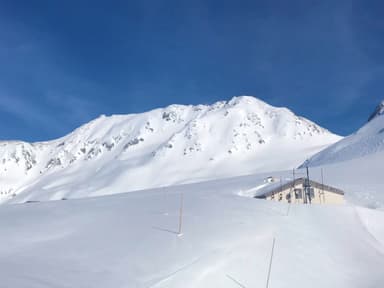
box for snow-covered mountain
[303,100,384,167]
[0,96,341,202]
[1,97,384,288]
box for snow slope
[0,98,382,288]
[303,100,384,167]
[0,167,383,288]
[1,99,383,287]
[0,96,341,202]
[298,150,384,209]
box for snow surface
[304,101,384,167]
[0,165,383,288]
[0,96,341,202]
[0,97,383,287]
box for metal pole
[321,168,325,203]
[306,166,311,204]
[292,168,296,203]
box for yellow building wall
[265,184,344,205]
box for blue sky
[0,0,383,141]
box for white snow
[0,165,383,287]
[0,97,383,287]
[304,101,384,167]
[0,96,341,202]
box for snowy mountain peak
[368,100,384,122]
[227,95,268,106]
[0,96,341,202]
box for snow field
[0,171,383,288]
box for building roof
[254,177,344,198]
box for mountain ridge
[0,96,341,202]
[368,100,384,122]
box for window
[294,188,302,199]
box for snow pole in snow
[289,168,295,204]
[163,187,169,215]
[266,237,276,288]
[177,192,184,237]
[304,165,311,204]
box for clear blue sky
[0,0,383,141]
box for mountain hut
[254,178,344,205]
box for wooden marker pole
[266,237,276,288]
[163,187,168,215]
[178,192,184,236]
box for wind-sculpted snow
[0,96,340,202]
